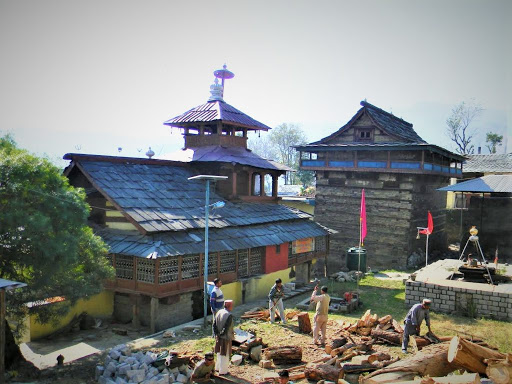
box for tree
[446,100,484,155]
[249,123,311,185]
[0,135,114,337]
[485,132,503,153]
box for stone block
[118,363,131,375]
[490,296,501,302]
[250,345,263,362]
[126,369,146,383]
[176,373,188,383]
[98,377,116,384]
[259,359,273,369]
[95,365,105,381]
[115,377,128,384]
[110,349,122,360]
[231,355,243,366]
[440,304,450,310]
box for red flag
[360,189,367,246]
[420,211,433,235]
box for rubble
[96,344,196,384]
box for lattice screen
[207,253,218,275]
[220,250,236,273]
[238,249,249,278]
[159,257,178,284]
[106,254,113,266]
[315,236,327,252]
[249,247,263,275]
[137,258,155,283]
[182,254,200,280]
[115,255,134,280]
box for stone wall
[315,171,450,272]
[405,279,512,321]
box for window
[276,244,281,254]
[357,129,373,142]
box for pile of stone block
[329,271,362,283]
[95,344,193,384]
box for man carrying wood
[268,278,286,324]
[191,352,215,383]
[213,300,235,375]
[402,298,432,353]
[311,284,330,345]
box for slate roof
[163,100,271,131]
[164,146,291,171]
[438,175,512,193]
[98,220,334,258]
[65,155,313,234]
[463,154,512,174]
[295,142,465,161]
[312,100,426,145]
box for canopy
[437,175,512,193]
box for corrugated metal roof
[164,100,271,131]
[0,279,27,290]
[463,154,512,174]
[437,175,512,193]
[75,158,311,233]
[97,220,335,258]
[163,146,291,171]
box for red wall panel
[264,243,289,273]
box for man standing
[402,298,432,353]
[210,278,224,315]
[268,278,286,324]
[191,352,215,383]
[213,300,235,375]
[310,284,330,345]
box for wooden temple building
[296,101,465,271]
[64,72,333,332]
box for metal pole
[425,234,429,267]
[204,180,210,327]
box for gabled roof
[98,220,335,258]
[463,153,512,174]
[163,146,291,172]
[163,100,271,131]
[314,100,426,145]
[64,154,311,234]
[438,175,512,193]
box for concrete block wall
[405,280,512,321]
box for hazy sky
[1,0,511,166]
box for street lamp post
[188,175,228,327]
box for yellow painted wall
[244,268,293,303]
[29,291,114,341]
[221,281,243,307]
[279,200,314,215]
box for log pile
[337,309,404,337]
[262,345,302,364]
[240,308,300,321]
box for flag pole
[357,216,361,292]
[425,233,429,267]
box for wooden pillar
[133,257,137,290]
[232,170,237,196]
[260,173,265,196]
[354,151,358,168]
[217,252,221,278]
[421,151,425,169]
[154,259,160,294]
[272,174,278,197]
[387,151,391,168]
[0,289,5,384]
[243,128,247,138]
[150,297,159,333]
[131,294,140,328]
[248,172,253,196]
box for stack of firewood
[240,308,300,321]
[337,310,403,337]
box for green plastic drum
[346,247,367,271]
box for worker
[210,278,224,315]
[191,352,215,383]
[276,369,295,384]
[213,300,235,375]
[311,284,330,346]
[268,278,286,324]
[402,298,432,353]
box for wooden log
[392,319,404,333]
[447,336,505,374]
[390,372,481,383]
[361,344,461,384]
[371,328,434,349]
[304,363,343,382]
[297,312,312,334]
[378,315,392,324]
[342,363,379,374]
[330,337,348,350]
[486,357,512,384]
[368,352,391,364]
[357,326,373,336]
[263,345,302,364]
[288,371,305,381]
[358,309,372,327]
